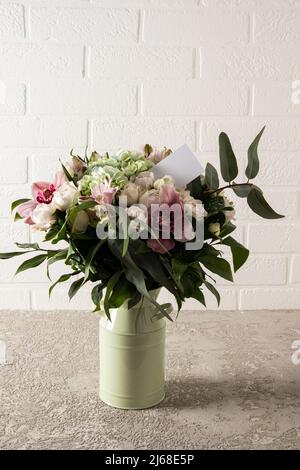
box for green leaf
[51,218,68,244]
[47,249,68,280]
[232,183,252,198]
[171,258,188,282]
[219,132,238,182]
[49,271,80,297]
[219,221,236,238]
[109,240,173,321]
[60,160,74,183]
[68,200,97,224]
[205,163,219,190]
[190,288,206,307]
[246,126,265,180]
[104,271,122,320]
[186,176,204,200]
[109,275,136,308]
[15,254,48,275]
[84,239,106,282]
[204,196,225,214]
[11,198,31,213]
[15,242,40,250]
[220,236,249,272]
[203,280,220,306]
[91,283,104,311]
[0,251,29,260]
[199,254,233,282]
[133,251,183,311]
[247,187,284,219]
[68,276,85,300]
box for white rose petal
[52,182,78,212]
[31,203,56,231]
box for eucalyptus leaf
[205,163,219,190]
[219,221,236,238]
[245,126,265,180]
[231,183,252,198]
[219,132,238,182]
[247,188,284,219]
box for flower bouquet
[0,127,283,408]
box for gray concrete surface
[0,310,299,450]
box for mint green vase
[99,290,166,409]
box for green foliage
[220,236,249,272]
[15,254,48,275]
[219,132,238,182]
[205,163,219,190]
[11,198,30,213]
[1,128,285,320]
[247,187,284,219]
[245,126,265,179]
[199,254,233,282]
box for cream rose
[134,171,154,190]
[52,182,78,212]
[72,211,89,234]
[31,204,56,231]
[120,182,140,206]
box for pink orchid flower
[91,181,118,205]
[147,184,195,254]
[18,172,65,225]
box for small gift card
[151,144,204,187]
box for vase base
[99,391,165,410]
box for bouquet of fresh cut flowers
[0,128,283,319]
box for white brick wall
[0,0,299,311]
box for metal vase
[99,289,166,409]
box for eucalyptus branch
[204,182,253,196]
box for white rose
[127,205,148,223]
[134,171,154,190]
[31,204,56,231]
[52,182,78,212]
[120,182,139,206]
[72,211,89,234]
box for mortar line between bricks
[250,12,255,44]
[138,10,145,43]
[138,82,143,115]
[25,82,30,115]
[83,46,91,79]
[23,4,31,40]
[87,119,93,148]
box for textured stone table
[0,310,300,450]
